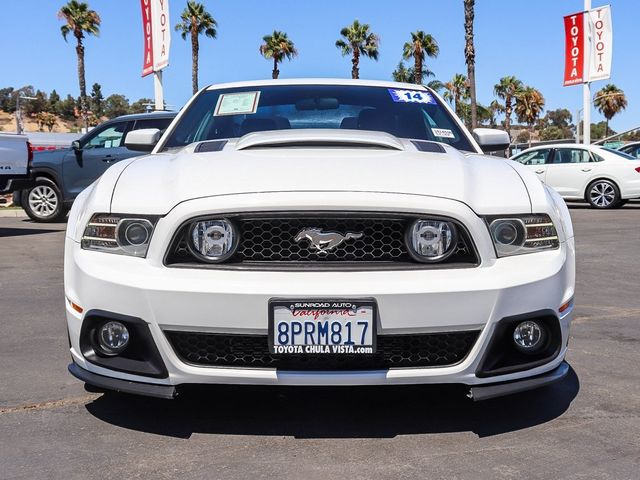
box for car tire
[586,179,621,209]
[21,178,67,222]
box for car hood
[110,132,532,215]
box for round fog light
[513,320,545,353]
[97,321,130,355]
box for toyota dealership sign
[563,4,612,86]
[141,0,171,77]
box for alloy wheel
[28,185,59,218]
[589,181,616,208]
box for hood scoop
[234,129,405,151]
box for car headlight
[81,214,158,257]
[486,214,559,257]
[188,218,238,263]
[406,219,457,263]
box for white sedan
[511,144,640,208]
[64,79,575,401]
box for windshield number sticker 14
[388,89,437,104]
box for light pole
[15,93,37,135]
[575,91,625,144]
[583,0,591,145]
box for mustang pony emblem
[294,228,363,253]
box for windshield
[161,84,475,152]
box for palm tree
[426,79,445,93]
[259,31,298,79]
[515,86,545,147]
[58,1,100,129]
[335,20,379,79]
[175,1,217,94]
[392,60,435,84]
[443,74,470,119]
[488,99,505,128]
[402,31,439,85]
[493,76,523,136]
[594,84,628,136]
[464,0,477,129]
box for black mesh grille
[164,331,480,370]
[165,214,478,269]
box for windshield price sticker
[214,91,261,116]
[388,89,437,104]
[432,128,455,139]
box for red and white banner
[588,5,612,82]
[141,0,171,77]
[563,5,612,86]
[563,12,585,86]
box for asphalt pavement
[1,203,639,480]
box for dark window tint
[133,117,173,131]
[602,147,636,160]
[552,148,591,164]
[512,149,551,165]
[82,122,129,150]
[161,85,475,152]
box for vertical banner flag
[563,12,585,86]
[563,5,612,86]
[141,0,171,77]
[588,5,612,82]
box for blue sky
[1,0,637,131]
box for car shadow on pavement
[567,201,640,210]
[0,227,61,238]
[84,366,579,439]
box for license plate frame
[268,298,378,355]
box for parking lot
[1,204,639,480]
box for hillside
[0,111,82,134]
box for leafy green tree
[594,84,627,137]
[539,108,573,140]
[493,76,523,136]
[58,94,78,120]
[259,31,298,79]
[175,1,217,94]
[587,121,615,140]
[335,20,379,79]
[90,82,104,117]
[402,31,439,85]
[103,94,129,118]
[58,1,101,126]
[36,112,57,132]
[0,87,15,112]
[48,89,61,114]
[129,98,154,114]
[24,90,48,115]
[539,126,565,141]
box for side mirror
[71,140,81,151]
[473,128,510,154]
[124,128,162,152]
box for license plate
[268,299,377,354]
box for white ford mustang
[65,79,575,401]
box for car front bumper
[64,226,575,398]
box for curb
[0,209,28,218]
